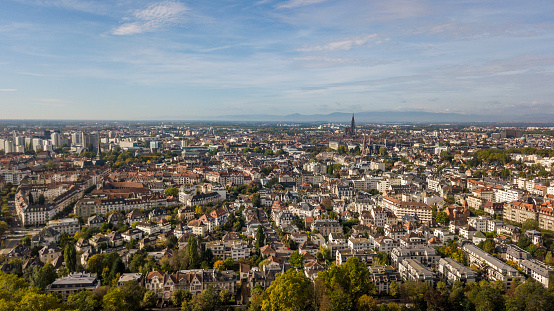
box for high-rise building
[51,132,60,148]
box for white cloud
[277,0,327,9]
[297,34,385,52]
[112,1,189,35]
[0,89,17,91]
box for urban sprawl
[1,117,554,310]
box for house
[369,265,401,294]
[39,244,62,263]
[348,237,372,251]
[472,231,487,245]
[108,212,125,225]
[329,232,347,244]
[459,224,477,240]
[127,209,146,224]
[336,249,376,266]
[210,208,229,226]
[75,238,91,253]
[260,245,277,257]
[178,206,195,221]
[121,228,144,242]
[438,257,478,285]
[311,219,341,236]
[390,246,440,268]
[187,219,208,236]
[106,232,124,248]
[135,221,160,236]
[87,215,107,228]
[139,236,157,250]
[47,218,80,235]
[117,273,143,287]
[289,232,308,245]
[149,207,167,222]
[399,259,436,285]
[46,273,100,301]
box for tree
[37,194,46,205]
[0,221,9,236]
[213,260,225,270]
[45,160,56,170]
[435,211,449,225]
[506,280,553,311]
[142,290,158,309]
[67,290,101,311]
[19,289,65,311]
[187,236,200,268]
[466,280,505,311]
[28,193,34,205]
[252,193,261,208]
[121,279,146,310]
[517,235,531,249]
[389,281,400,298]
[188,285,220,311]
[255,226,265,250]
[522,219,539,232]
[224,257,235,271]
[262,269,313,311]
[219,289,232,305]
[64,243,77,272]
[357,294,377,311]
[289,250,304,269]
[172,288,192,307]
[165,187,179,197]
[103,288,127,311]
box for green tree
[188,285,220,311]
[435,211,449,225]
[142,290,158,309]
[289,250,304,269]
[389,281,400,298]
[219,289,232,305]
[522,219,539,232]
[165,187,179,197]
[103,288,127,311]
[187,236,200,268]
[252,193,261,208]
[262,269,313,311]
[67,290,101,311]
[37,194,46,205]
[64,243,77,272]
[172,288,192,307]
[255,225,265,250]
[120,279,146,310]
[506,280,553,311]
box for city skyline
[1,0,554,120]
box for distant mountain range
[166,111,554,124]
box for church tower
[351,114,356,136]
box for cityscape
[1,119,554,310]
[1,0,554,311]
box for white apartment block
[47,218,80,235]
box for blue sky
[0,0,553,120]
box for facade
[438,257,478,285]
[399,259,436,285]
[381,196,432,222]
[46,273,100,301]
[47,218,80,235]
[463,243,520,286]
[311,219,342,236]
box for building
[463,243,520,286]
[519,259,554,288]
[369,266,401,294]
[398,259,436,285]
[47,218,80,236]
[390,246,440,268]
[381,196,432,222]
[46,273,100,301]
[311,219,342,236]
[437,257,478,285]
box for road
[258,208,293,260]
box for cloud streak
[277,0,327,9]
[0,89,17,92]
[297,34,386,52]
[112,1,189,35]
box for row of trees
[248,262,554,311]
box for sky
[0,0,553,120]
